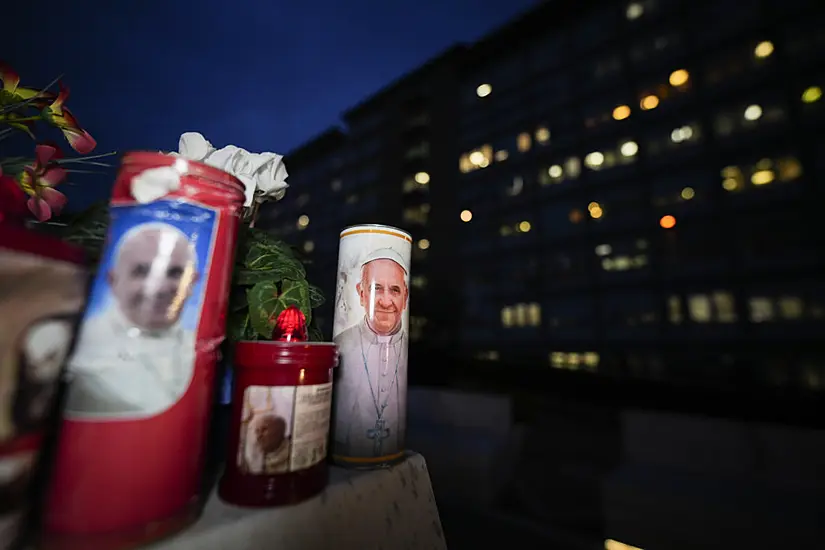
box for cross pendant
[366,418,391,456]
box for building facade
[269,0,825,393]
[454,0,824,392]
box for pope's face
[108,227,197,331]
[255,414,286,453]
[357,259,408,336]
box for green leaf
[246,229,296,257]
[234,260,306,286]
[246,279,311,339]
[245,243,306,279]
[308,323,324,342]
[309,285,325,308]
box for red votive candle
[219,337,338,507]
[44,152,246,549]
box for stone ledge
[154,452,446,550]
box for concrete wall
[407,388,825,550]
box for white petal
[178,132,214,161]
[235,174,257,207]
[131,166,182,203]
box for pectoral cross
[367,418,390,456]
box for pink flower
[18,144,69,222]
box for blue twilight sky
[6,0,537,210]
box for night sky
[7,0,537,210]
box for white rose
[178,132,215,161]
[177,133,288,207]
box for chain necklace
[358,324,403,420]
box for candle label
[237,383,332,475]
[331,224,412,464]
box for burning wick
[272,305,307,342]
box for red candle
[219,311,338,507]
[44,153,246,549]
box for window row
[459,84,821,175]
[460,289,825,342]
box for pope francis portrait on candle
[65,222,199,417]
[333,248,409,458]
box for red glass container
[219,340,338,507]
[0,223,87,550]
[44,152,246,549]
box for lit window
[476,83,492,98]
[462,144,494,172]
[688,294,712,323]
[514,304,527,326]
[670,125,694,143]
[595,244,612,256]
[417,238,430,250]
[721,165,744,192]
[535,127,551,143]
[303,241,315,253]
[518,220,531,233]
[565,157,582,178]
[749,297,774,323]
[754,40,774,59]
[460,209,473,222]
[297,214,309,229]
[802,86,822,104]
[778,296,804,319]
[494,149,509,162]
[659,214,676,229]
[613,105,631,121]
[620,140,639,157]
[669,69,689,87]
[501,307,513,327]
[640,94,659,110]
[517,132,532,152]
[713,291,737,323]
[744,104,762,121]
[584,151,605,168]
[625,3,644,20]
[414,171,430,184]
[751,169,775,186]
[527,303,541,326]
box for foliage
[0,61,115,222]
[63,210,326,342]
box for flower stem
[0,116,42,123]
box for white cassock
[333,319,407,458]
[64,308,196,417]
